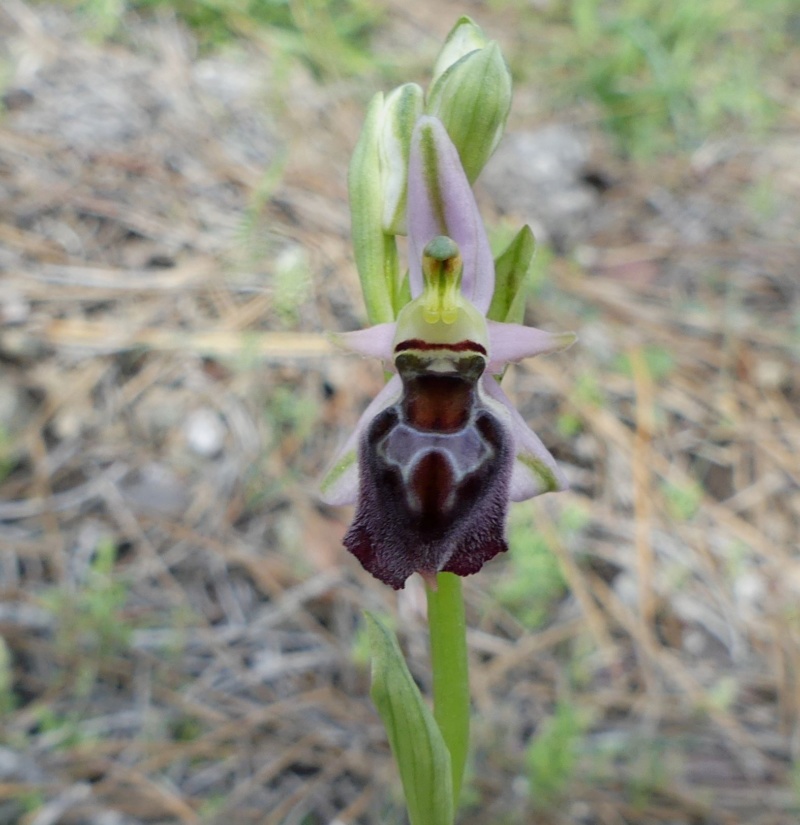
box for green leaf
[487,224,536,324]
[364,612,454,825]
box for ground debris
[0,3,799,824]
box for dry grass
[1,2,799,824]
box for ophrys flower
[322,116,574,589]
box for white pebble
[185,408,226,457]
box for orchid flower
[322,116,574,590]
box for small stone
[754,358,788,391]
[683,629,707,656]
[613,571,638,607]
[0,289,30,325]
[121,463,189,516]
[734,570,765,608]
[185,408,226,457]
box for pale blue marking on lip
[378,420,493,484]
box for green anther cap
[421,236,463,324]
[393,230,488,351]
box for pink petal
[487,322,576,372]
[332,323,397,363]
[407,116,495,313]
[481,375,568,500]
[318,375,403,506]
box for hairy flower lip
[342,372,513,590]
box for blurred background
[0,1,798,823]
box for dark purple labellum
[343,344,512,589]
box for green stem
[426,572,470,808]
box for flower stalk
[426,572,470,806]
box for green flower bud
[379,83,424,236]
[348,92,396,324]
[348,85,423,323]
[426,40,512,184]
[431,16,490,84]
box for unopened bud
[426,40,512,184]
[379,83,424,235]
[348,92,395,323]
[431,16,489,84]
